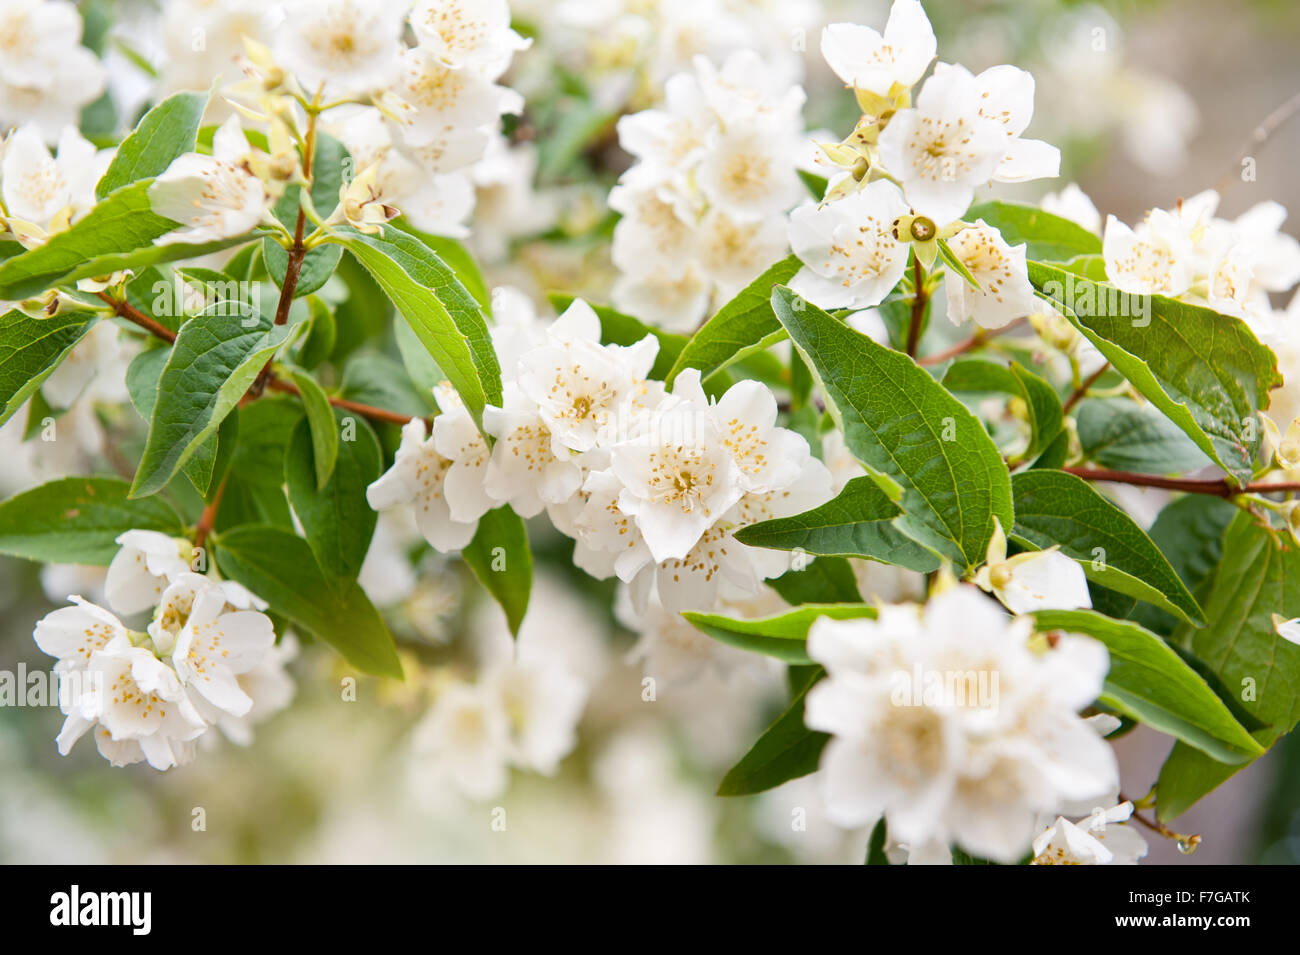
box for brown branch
[193,473,229,550]
[266,377,425,427]
[905,255,927,358]
[917,317,1027,367]
[1216,88,1300,196]
[95,292,176,343]
[1062,362,1110,414]
[1063,466,1300,497]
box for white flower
[955,62,1059,184]
[410,680,512,800]
[609,386,746,564]
[330,107,474,237]
[275,0,406,97]
[366,415,481,554]
[1032,802,1148,865]
[609,184,698,275]
[1102,211,1193,297]
[208,633,298,746]
[805,585,1116,862]
[617,585,764,687]
[788,180,910,310]
[1,125,109,235]
[168,579,276,719]
[694,208,789,301]
[157,0,273,104]
[40,318,127,409]
[407,0,530,81]
[487,659,587,775]
[943,220,1039,330]
[693,118,803,224]
[33,595,128,672]
[0,0,105,140]
[104,530,193,616]
[148,116,268,246]
[58,639,208,771]
[482,383,584,518]
[515,299,659,453]
[819,1,936,97]
[388,44,516,172]
[469,137,556,262]
[611,262,713,333]
[571,469,654,583]
[973,518,1092,614]
[876,65,1008,225]
[1042,183,1102,235]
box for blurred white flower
[408,0,530,80]
[0,0,106,139]
[275,0,406,97]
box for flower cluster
[0,124,114,249]
[142,0,529,243]
[790,0,1058,330]
[804,584,1118,863]
[610,51,807,331]
[0,0,106,139]
[368,293,832,662]
[31,530,294,770]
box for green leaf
[340,352,436,418]
[965,201,1101,262]
[547,293,686,381]
[0,476,185,565]
[215,398,298,532]
[797,169,828,200]
[284,408,381,581]
[331,227,500,430]
[767,556,863,605]
[736,476,941,573]
[1076,397,1211,474]
[0,180,255,300]
[1010,469,1204,625]
[665,255,800,386]
[865,818,892,865]
[394,313,443,393]
[943,359,1064,460]
[131,306,295,497]
[393,220,492,312]
[0,308,97,427]
[461,505,533,636]
[263,238,342,300]
[1157,514,1300,820]
[214,524,402,678]
[1128,496,1238,635]
[295,296,336,370]
[1029,262,1279,486]
[1032,609,1264,764]
[125,346,223,497]
[286,368,339,489]
[718,668,828,796]
[683,603,876,665]
[772,285,1013,570]
[96,89,208,199]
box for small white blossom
[944,221,1040,330]
[788,180,910,310]
[407,0,530,80]
[148,116,269,246]
[1032,802,1148,865]
[104,530,193,616]
[819,1,936,97]
[973,519,1092,614]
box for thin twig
[1063,466,1300,497]
[1062,362,1110,414]
[1216,88,1300,196]
[917,317,1027,367]
[193,472,229,550]
[95,291,177,343]
[265,376,426,427]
